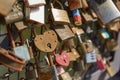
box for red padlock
[54,51,70,67]
[96,57,106,70]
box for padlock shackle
[51,0,64,9]
[6,25,16,48]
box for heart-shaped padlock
[34,27,58,52]
[54,51,70,67]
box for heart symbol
[34,30,58,52]
[54,51,70,67]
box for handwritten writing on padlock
[54,51,70,67]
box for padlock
[72,9,82,26]
[67,0,82,10]
[107,21,120,32]
[105,39,119,51]
[7,24,30,61]
[29,5,45,24]
[85,49,97,63]
[25,63,38,79]
[0,47,25,71]
[81,10,93,22]
[24,0,46,8]
[14,21,28,31]
[96,54,106,70]
[106,61,116,77]
[0,0,16,16]
[100,29,110,39]
[53,24,74,41]
[91,0,120,24]
[33,24,58,53]
[73,59,85,72]
[54,50,70,67]
[5,3,23,24]
[50,0,70,25]
[60,72,72,80]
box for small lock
[25,63,38,79]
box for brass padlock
[14,21,28,31]
[53,24,74,41]
[25,63,38,79]
[5,3,23,24]
[50,0,70,25]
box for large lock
[90,0,120,24]
[50,0,70,25]
[33,25,58,53]
[0,0,16,16]
[25,63,38,79]
[5,3,23,24]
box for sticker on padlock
[50,0,70,25]
[0,47,25,71]
[86,50,97,63]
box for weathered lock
[5,3,23,24]
[24,0,46,8]
[25,63,38,79]
[50,0,70,25]
[53,24,74,41]
[14,21,28,31]
[0,47,25,71]
[33,24,58,53]
[7,24,30,61]
[0,0,16,16]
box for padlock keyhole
[47,43,52,48]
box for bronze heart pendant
[34,30,58,52]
